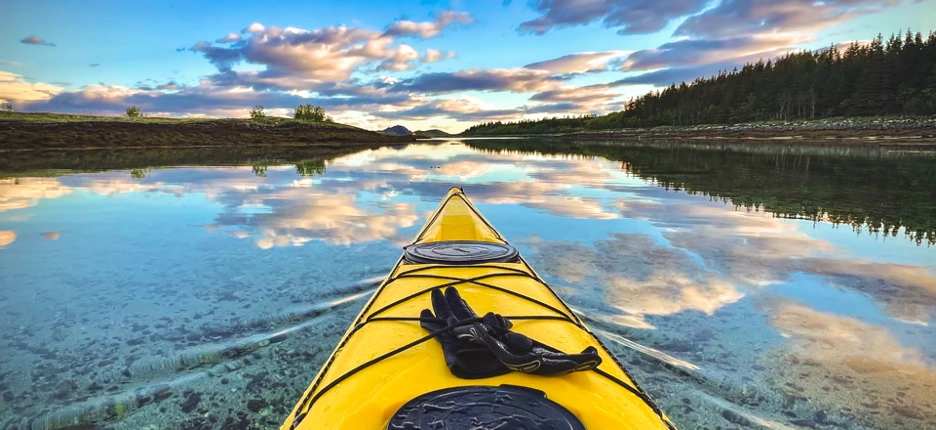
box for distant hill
[382,125,412,135]
[413,129,453,138]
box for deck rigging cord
[290,264,676,430]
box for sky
[1,0,934,133]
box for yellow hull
[282,188,676,429]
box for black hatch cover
[387,385,586,430]
[404,241,519,265]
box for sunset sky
[2,0,934,132]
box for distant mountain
[414,129,452,138]
[382,125,412,136]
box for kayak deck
[282,188,676,429]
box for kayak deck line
[283,187,678,429]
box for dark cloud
[20,36,55,47]
[622,36,802,71]
[156,81,183,91]
[523,102,589,114]
[518,0,709,35]
[610,62,740,87]
[189,40,242,72]
[89,63,100,67]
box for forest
[462,30,936,135]
[462,115,596,136]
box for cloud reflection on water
[0,143,934,429]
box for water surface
[1,140,934,429]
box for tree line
[463,29,936,134]
[462,115,596,136]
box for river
[1,139,934,429]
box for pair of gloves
[420,287,601,379]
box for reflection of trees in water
[469,139,936,245]
[130,168,149,180]
[295,158,326,177]
[0,146,365,179]
[251,162,268,177]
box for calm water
[1,140,935,429]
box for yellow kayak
[282,187,677,430]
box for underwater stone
[721,410,753,427]
[137,395,152,407]
[180,392,201,413]
[247,399,267,413]
[154,388,173,402]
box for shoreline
[460,117,936,144]
[0,115,414,151]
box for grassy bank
[0,112,414,150]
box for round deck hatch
[387,385,586,430]
[404,241,518,265]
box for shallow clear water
[1,140,935,429]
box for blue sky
[1,0,934,132]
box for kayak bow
[282,187,677,430]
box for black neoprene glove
[420,287,602,379]
[420,288,511,379]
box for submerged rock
[247,399,268,413]
[180,391,201,413]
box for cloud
[759,298,936,426]
[0,60,21,66]
[518,0,709,35]
[89,63,100,67]
[24,78,422,118]
[155,81,183,91]
[215,33,241,43]
[422,49,456,63]
[590,0,896,89]
[674,0,895,40]
[20,36,56,47]
[524,50,631,74]
[0,71,64,103]
[0,178,71,212]
[243,23,265,33]
[372,97,521,121]
[384,11,474,39]
[621,34,809,72]
[0,231,15,247]
[389,68,564,94]
[187,22,455,85]
[529,83,620,103]
[41,231,62,241]
[249,190,419,247]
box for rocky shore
[560,116,936,142]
